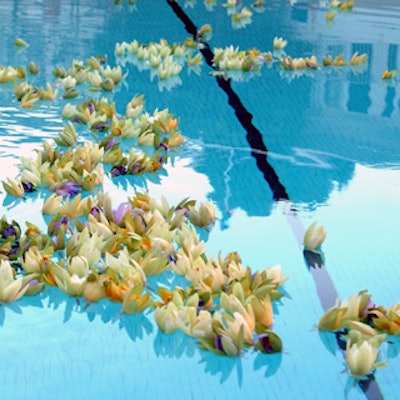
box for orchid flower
[303,221,326,252]
[100,77,115,91]
[370,302,400,335]
[37,83,58,100]
[55,271,87,297]
[188,200,216,228]
[332,53,347,66]
[318,291,375,332]
[57,194,94,219]
[112,203,132,225]
[350,52,368,66]
[62,76,77,90]
[66,230,104,267]
[338,1,354,10]
[122,283,153,314]
[382,69,397,80]
[346,339,386,379]
[54,122,77,147]
[0,260,33,303]
[14,38,28,47]
[254,327,282,353]
[196,312,244,356]
[273,36,288,50]
[249,294,274,327]
[154,301,181,334]
[83,273,107,303]
[0,217,21,240]
[2,178,25,197]
[197,24,212,41]
[67,255,90,278]
[104,250,146,285]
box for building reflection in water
[0,0,399,229]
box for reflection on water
[0,0,399,219]
[0,2,398,259]
[0,0,400,398]
[0,286,281,386]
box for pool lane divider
[279,202,383,399]
[166,0,288,202]
[166,1,384,398]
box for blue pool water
[0,1,400,399]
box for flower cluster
[0,64,26,83]
[213,46,266,73]
[212,39,369,80]
[325,0,354,20]
[109,2,394,86]
[2,95,183,197]
[114,0,137,5]
[206,0,257,29]
[13,80,58,107]
[2,138,103,197]
[155,258,286,356]
[52,56,126,95]
[0,216,22,264]
[3,54,127,108]
[318,290,395,379]
[0,78,286,354]
[115,38,204,90]
[0,178,287,357]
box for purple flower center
[90,206,101,217]
[157,142,169,151]
[214,334,236,354]
[52,236,59,247]
[105,137,117,150]
[7,246,19,256]
[214,335,224,352]
[22,181,35,193]
[113,203,132,225]
[258,333,274,353]
[362,299,376,317]
[55,182,82,196]
[93,123,108,132]
[52,215,68,234]
[87,102,95,114]
[131,163,141,175]
[73,117,85,124]
[111,164,127,177]
[2,224,17,238]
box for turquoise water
[0,0,400,399]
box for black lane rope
[166,0,288,201]
[166,1,384,398]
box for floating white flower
[273,37,288,50]
[303,221,326,252]
[346,339,386,379]
[0,260,33,303]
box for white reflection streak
[201,142,361,168]
[277,199,305,248]
[223,149,234,214]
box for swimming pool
[0,0,399,399]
